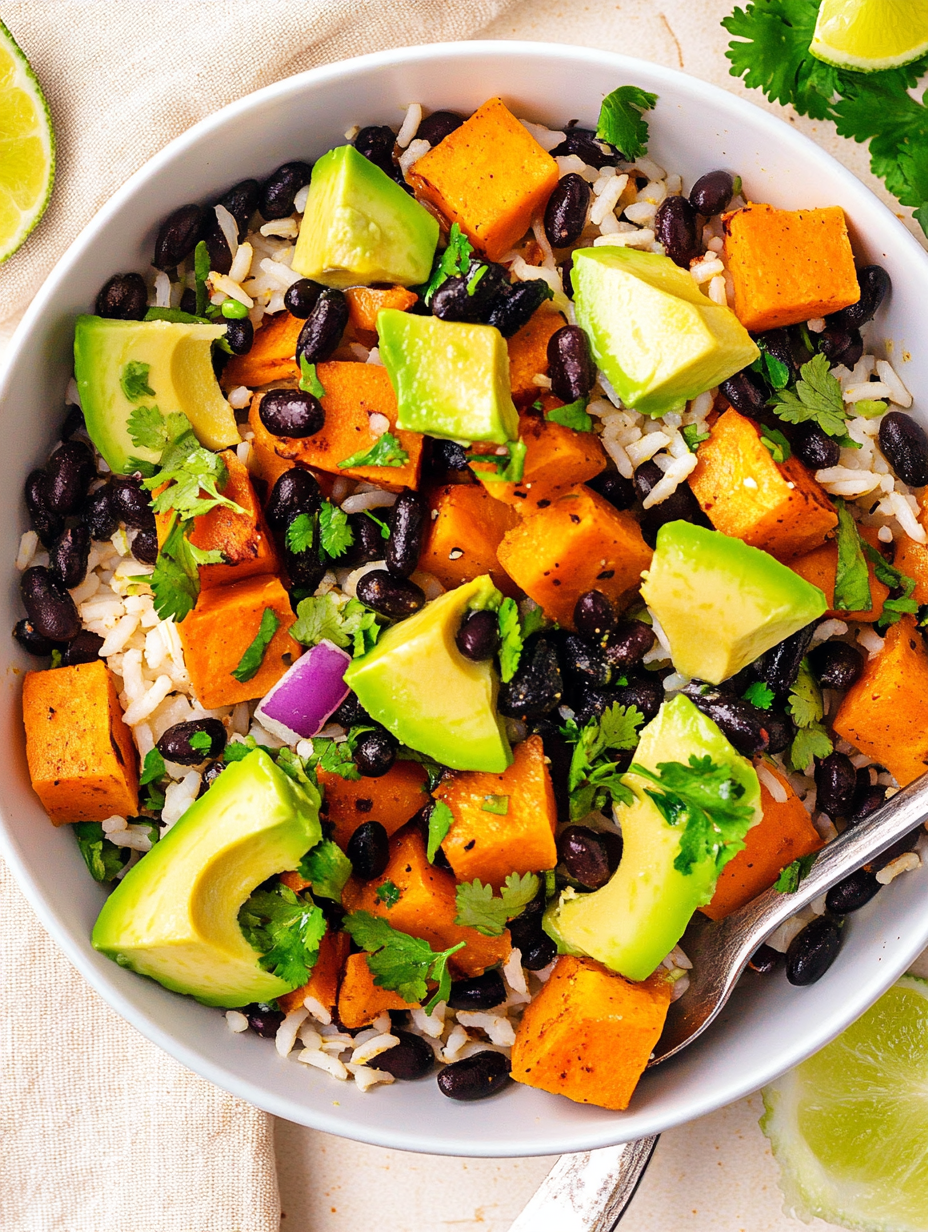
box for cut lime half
[762,975,928,1232]
[811,0,928,72]
[0,19,55,264]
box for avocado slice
[572,247,759,417]
[74,316,240,474]
[378,310,519,444]
[92,750,322,1007]
[344,575,512,772]
[546,694,761,981]
[641,521,827,684]
[291,145,438,289]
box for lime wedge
[0,19,55,264]
[761,975,928,1231]
[811,0,928,72]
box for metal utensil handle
[508,1135,659,1231]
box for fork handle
[508,1135,659,1231]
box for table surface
[1,2,923,1229]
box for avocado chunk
[546,694,761,981]
[74,316,239,475]
[641,521,827,684]
[92,750,322,1007]
[378,310,519,444]
[572,247,759,417]
[291,144,438,289]
[344,575,512,772]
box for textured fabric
[0,2,517,1229]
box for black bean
[49,525,90,589]
[587,469,635,511]
[81,484,118,542]
[871,826,923,873]
[25,469,63,547]
[45,441,95,516]
[341,511,385,567]
[354,125,399,180]
[386,490,426,578]
[634,460,711,547]
[448,971,507,1011]
[224,317,254,356]
[832,265,891,331]
[153,204,204,270]
[560,633,610,688]
[818,323,861,368]
[265,468,321,531]
[486,280,552,338]
[201,217,232,275]
[179,288,198,315]
[689,170,734,217]
[602,620,655,673]
[543,174,591,248]
[793,422,840,471]
[61,404,85,441]
[786,916,843,986]
[259,161,313,220]
[13,619,56,657]
[521,931,558,970]
[353,729,398,779]
[456,609,500,661]
[879,411,928,488]
[95,272,148,321]
[507,894,545,948]
[831,327,863,370]
[61,630,105,666]
[438,1051,510,1100]
[826,868,881,915]
[754,623,815,700]
[246,1005,285,1039]
[720,369,767,418]
[417,110,464,146]
[259,389,325,438]
[814,751,857,817]
[547,325,596,403]
[157,718,226,765]
[110,477,155,530]
[549,127,617,169]
[497,635,563,720]
[355,570,425,618]
[531,719,572,824]
[809,640,864,691]
[20,567,80,642]
[748,944,781,975]
[430,261,509,324]
[217,179,260,240]
[427,438,470,474]
[561,253,575,300]
[613,672,664,724]
[132,526,159,565]
[370,1029,436,1080]
[332,691,372,729]
[846,784,887,826]
[296,289,349,364]
[762,708,793,756]
[346,820,390,880]
[682,685,770,756]
[655,196,699,268]
[283,517,325,592]
[574,590,615,641]
[558,824,613,889]
[284,278,325,319]
[198,759,227,797]
[572,685,614,727]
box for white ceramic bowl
[3,41,927,1158]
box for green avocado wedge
[92,750,322,1007]
[344,575,512,773]
[545,694,762,982]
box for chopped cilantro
[139,747,166,786]
[759,424,792,462]
[790,724,834,773]
[681,423,711,452]
[596,85,658,161]
[854,399,887,419]
[193,240,210,317]
[189,730,212,754]
[238,882,326,988]
[375,880,401,908]
[126,404,188,454]
[298,839,352,902]
[338,432,409,471]
[774,851,817,893]
[318,501,354,558]
[120,361,155,402]
[786,657,833,771]
[286,512,317,556]
[862,541,919,628]
[427,799,454,864]
[833,499,872,613]
[290,593,381,657]
[521,603,548,640]
[231,607,280,683]
[561,703,643,820]
[423,223,474,305]
[743,681,774,709]
[454,872,540,937]
[223,736,276,763]
[481,794,509,815]
[769,353,848,438]
[306,733,362,781]
[144,307,205,324]
[49,648,63,669]
[275,747,313,786]
[466,264,487,295]
[299,355,326,398]
[497,597,523,683]
[467,439,527,485]
[751,347,791,391]
[546,399,593,432]
[74,822,130,882]
[343,910,465,1012]
[149,514,224,623]
[362,508,391,539]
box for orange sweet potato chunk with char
[789,525,889,621]
[701,766,823,920]
[833,617,928,786]
[419,483,520,598]
[277,928,350,1014]
[434,735,558,887]
[178,574,300,709]
[688,407,837,560]
[472,408,607,511]
[723,204,860,332]
[345,285,417,334]
[222,311,303,389]
[510,956,671,1111]
[409,97,559,262]
[497,486,652,628]
[338,951,420,1028]
[248,361,422,490]
[320,760,429,850]
[341,826,510,978]
[23,660,139,824]
[507,307,565,404]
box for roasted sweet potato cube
[688,407,837,560]
[701,766,823,920]
[341,825,510,978]
[221,311,303,389]
[472,408,607,511]
[409,97,559,262]
[434,735,557,887]
[320,760,430,850]
[833,617,928,786]
[178,574,300,709]
[723,204,860,332]
[277,928,350,1015]
[248,361,422,489]
[497,485,652,627]
[510,956,671,1110]
[337,951,420,1028]
[345,285,418,334]
[508,307,565,404]
[23,660,139,824]
[789,525,889,621]
[893,536,928,605]
[419,483,520,597]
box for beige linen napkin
[0,2,518,1229]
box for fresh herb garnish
[290,593,381,657]
[318,501,354,558]
[149,516,224,622]
[561,703,643,820]
[861,541,919,628]
[238,882,326,987]
[189,730,212,754]
[596,85,658,161]
[144,307,206,325]
[467,439,527,485]
[223,737,275,763]
[497,597,523,683]
[481,794,509,815]
[304,730,366,781]
[298,839,352,902]
[681,423,711,452]
[786,657,833,771]
[74,822,130,882]
[774,851,817,893]
[285,512,317,556]
[751,348,791,392]
[833,499,872,613]
[343,910,465,1013]
[454,872,541,937]
[120,361,156,403]
[759,424,792,462]
[362,508,391,539]
[299,355,326,398]
[743,681,775,709]
[546,399,593,432]
[427,799,454,864]
[375,880,401,908]
[140,747,166,786]
[338,431,409,471]
[231,607,280,683]
[126,404,188,455]
[768,353,848,439]
[423,223,474,305]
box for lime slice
[811,0,928,72]
[761,975,928,1231]
[0,19,55,264]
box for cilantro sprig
[454,872,541,937]
[861,541,918,628]
[426,799,454,864]
[231,607,280,684]
[338,432,409,471]
[768,353,848,439]
[120,361,155,403]
[423,223,474,305]
[318,501,354,558]
[290,593,381,657]
[298,839,352,902]
[786,658,833,771]
[596,85,658,161]
[343,910,464,1012]
[238,882,326,988]
[74,822,130,882]
[774,851,817,893]
[833,499,872,614]
[561,703,643,820]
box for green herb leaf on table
[833,499,873,613]
[743,681,775,709]
[596,85,658,161]
[427,799,454,864]
[73,822,129,882]
[769,353,848,438]
[139,747,166,786]
[681,424,711,452]
[343,910,465,1012]
[231,607,280,684]
[120,361,156,403]
[238,883,326,988]
[290,593,381,657]
[286,512,317,556]
[375,880,401,908]
[561,702,643,820]
[299,355,326,398]
[546,399,593,433]
[318,501,354,558]
[338,432,409,471]
[423,223,474,305]
[774,851,817,893]
[298,839,352,902]
[759,424,792,463]
[454,872,541,937]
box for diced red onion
[254,639,351,744]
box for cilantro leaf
[290,594,381,657]
[546,399,593,432]
[769,353,848,438]
[139,747,166,786]
[338,432,409,471]
[144,307,207,324]
[497,597,523,683]
[238,883,326,988]
[787,657,825,728]
[759,424,792,463]
[194,240,211,317]
[149,515,221,623]
[789,723,834,772]
[145,440,244,521]
[562,703,643,820]
[681,423,711,452]
[126,404,188,453]
[318,501,354,558]
[299,355,326,398]
[362,508,391,539]
[73,822,130,882]
[120,361,156,402]
[298,839,352,902]
[308,735,362,781]
[833,499,872,613]
[774,851,817,893]
[454,872,541,937]
[189,730,212,753]
[596,85,658,161]
[286,512,317,556]
[481,794,509,815]
[467,439,527,485]
[427,799,454,864]
[423,223,475,305]
[754,346,791,392]
[375,880,401,908]
[521,604,547,641]
[232,607,280,684]
[743,681,774,709]
[861,541,919,628]
[343,910,465,1012]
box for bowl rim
[3,38,928,1158]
